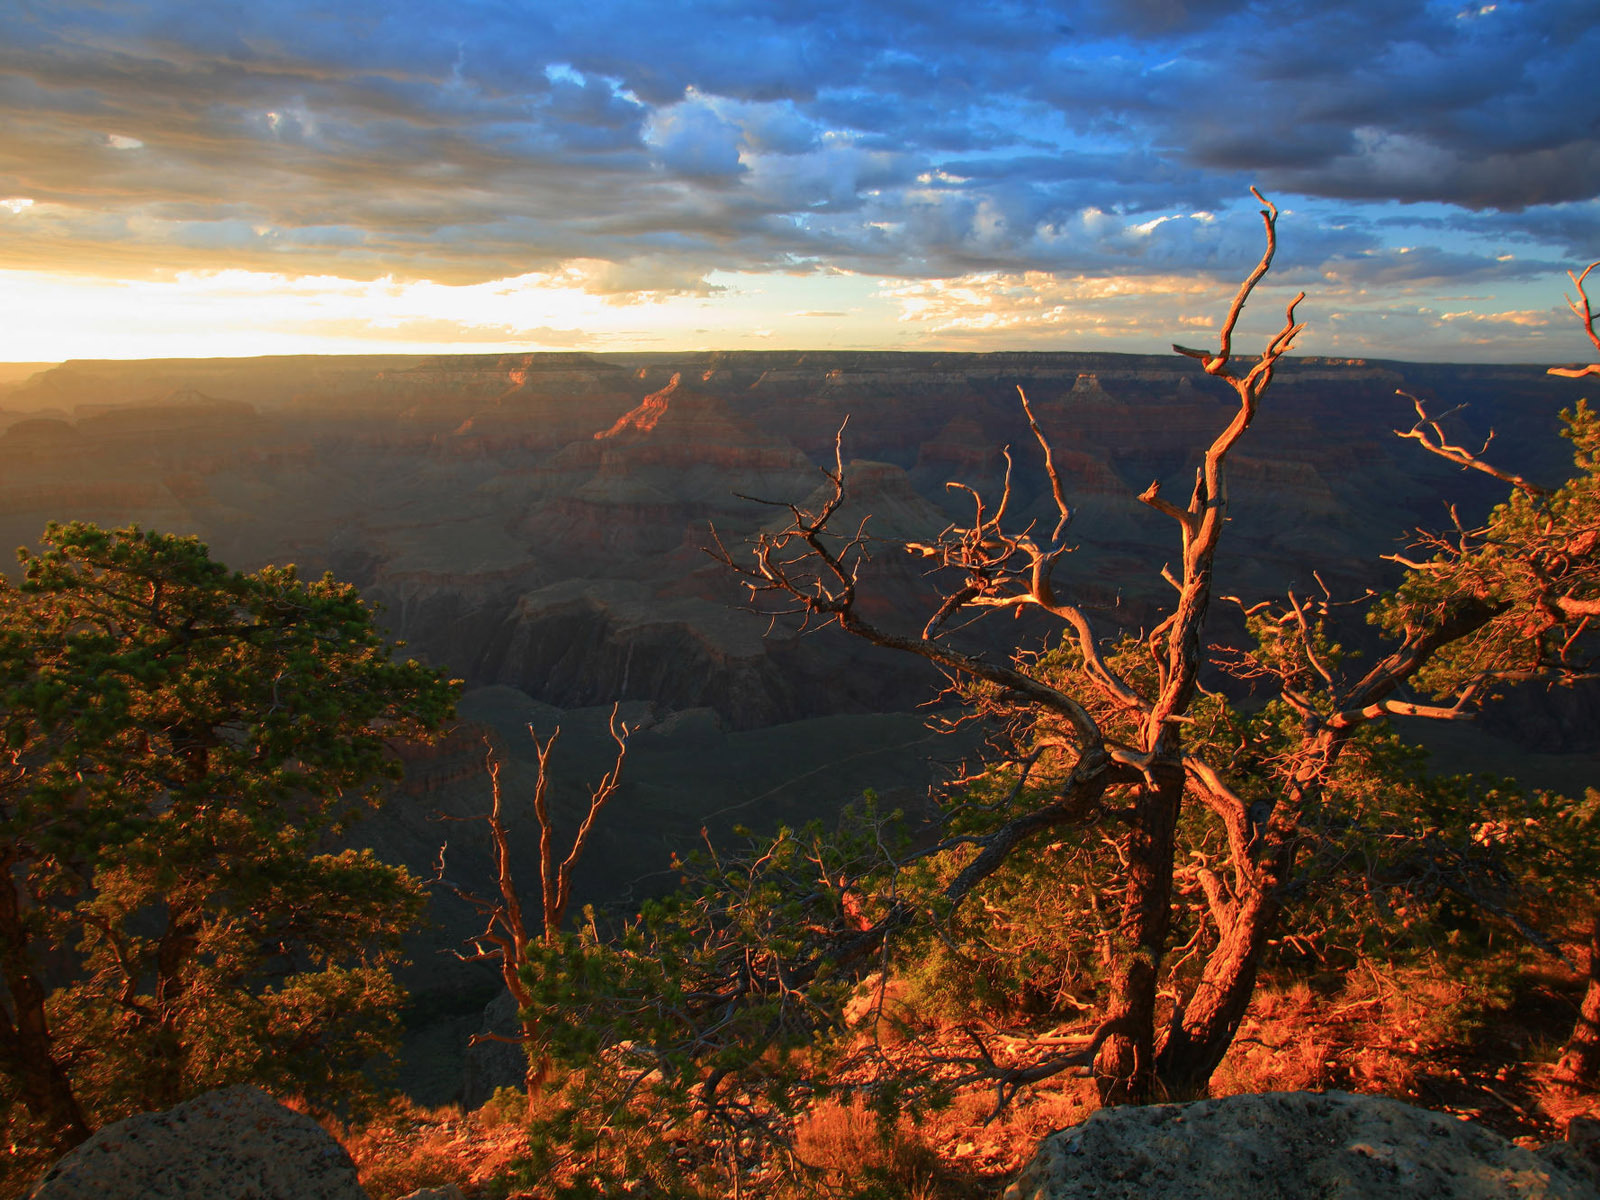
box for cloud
[1439,309,1554,330]
[1316,303,1576,362]
[288,317,593,346]
[1267,134,1600,211]
[562,256,721,299]
[645,93,746,178]
[727,99,818,155]
[880,268,1230,342]
[1316,246,1561,291]
[0,0,1592,363]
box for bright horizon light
[2,3,1595,365]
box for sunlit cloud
[1317,302,1574,360]
[881,270,1227,340]
[1440,309,1554,328]
[0,1,1593,359]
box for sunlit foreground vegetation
[3,201,1598,1198]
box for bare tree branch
[1549,261,1600,377]
[431,718,630,1107]
[1394,390,1549,498]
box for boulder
[1003,1091,1597,1200]
[29,1085,365,1200]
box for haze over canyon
[3,348,1592,1099]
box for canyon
[3,350,1582,722]
[2,349,1591,1099]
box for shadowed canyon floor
[3,349,1595,1104]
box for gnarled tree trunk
[1556,905,1600,1091]
[0,867,91,1151]
[1095,768,1183,1102]
[1156,879,1282,1098]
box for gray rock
[460,989,528,1110]
[1003,1091,1599,1200]
[29,1085,365,1200]
[1541,1115,1600,1190]
[396,1189,466,1200]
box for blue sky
[1,0,1596,361]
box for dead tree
[434,707,629,1103]
[715,196,1600,1104]
[1548,261,1600,1093]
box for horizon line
[1,347,1571,371]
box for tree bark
[0,868,92,1151]
[1156,884,1281,1098]
[1154,754,1322,1097]
[145,910,200,1110]
[1095,768,1183,1103]
[1556,905,1600,1091]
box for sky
[1,0,1597,363]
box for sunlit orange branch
[1394,390,1548,498]
[1549,261,1600,378]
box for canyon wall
[5,348,1589,1099]
[2,350,1583,730]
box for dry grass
[1214,969,1451,1106]
[332,1098,530,1200]
[791,1095,942,1197]
[1208,949,1600,1147]
[1212,979,1342,1097]
[18,947,1579,1200]
[781,1018,1102,1199]
[319,948,1594,1198]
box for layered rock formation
[1,346,1587,744]
[2,348,1590,1103]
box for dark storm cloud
[1468,204,1600,263]
[0,0,1592,290]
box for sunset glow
[2,2,1595,362]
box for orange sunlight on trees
[0,523,457,1154]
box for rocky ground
[1003,1092,1600,1200]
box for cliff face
[8,348,1587,1104]
[0,350,1586,730]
